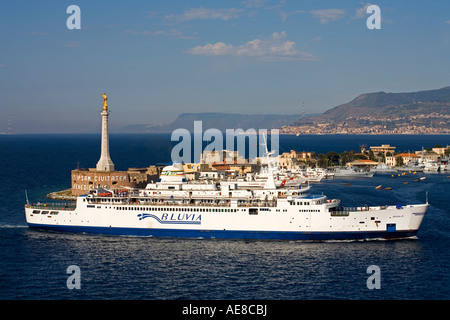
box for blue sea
[0,134,449,302]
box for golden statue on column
[102,93,108,111]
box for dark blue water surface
[0,134,449,300]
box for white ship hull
[25,197,427,241]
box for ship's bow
[408,204,428,231]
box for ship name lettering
[161,213,201,221]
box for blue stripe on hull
[27,223,418,241]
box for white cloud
[354,3,373,19]
[308,8,346,24]
[124,29,193,39]
[186,31,317,61]
[242,0,269,8]
[188,42,235,56]
[167,7,244,21]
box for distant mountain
[120,87,450,135]
[121,112,313,133]
[282,86,450,134]
[294,86,450,125]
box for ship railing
[237,201,277,208]
[87,198,279,208]
[26,203,76,211]
[141,202,278,208]
[343,206,388,212]
[343,206,367,212]
[122,201,235,207]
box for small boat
[420,177,426,181]
[385,187,392,190]
[413,179,419,182]
[333,167,374,178]
[375,185,383,190]
[403,182,409,185]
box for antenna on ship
[25,190,29,206]
[261,132,276,189]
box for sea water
[0,134,449,300]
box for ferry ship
[25,164,428,241]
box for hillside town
[280,113,450,135]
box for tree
[340,151,354,166]
[376,152,386,163]
[317,154,328,168]
[326,151,340,167]
[368,150,375,161]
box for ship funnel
[159,164,186,184]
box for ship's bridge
[288,194,331,206]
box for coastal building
[229,163,260,175]
[201,150,245,165]
[183,163,213,174]
[198,149,259,174]
[432,146,450,156]
[415,150,440,162]
[346,159,379,168]
[278,150,314,170]
[210,161,259,175]
[370,144,396,156]
[386,153,419,167]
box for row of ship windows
[32,210,58,215]
[85,205,319,213]
[290,201,314,206]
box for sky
[0,0,449,133]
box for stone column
[96,93,115,172]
